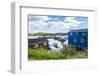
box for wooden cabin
[68,29,88,49]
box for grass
[28,46,88,60]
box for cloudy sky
[28,15,88,34]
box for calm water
[28,35,68,39]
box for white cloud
[48,17,52,20]
[64,17,80,27]
[29,16,81,33]
[47,21,70,30]
[29,16,49,21]
[29,20,70,33]
[29,16,49,33]
[54,18,59,21]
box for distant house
[68,29,88,49]
[28,37,48,49]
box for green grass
[28,46,88,60]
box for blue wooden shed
[68,29,88,49]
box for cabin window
[82,32,86,36]
[74,38,77,42]
[70,33,73,35]
[76,32,78,35]
[81,39,84,43]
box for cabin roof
[69,29,88,32]
[28,37,48,45]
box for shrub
[28,47,66,60]
[61,45,77,57]
[28,46,87,60]
[76,51,88,58]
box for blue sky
[28,15,88,34]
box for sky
[28,15,88,34]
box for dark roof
[69,29,88,32]
[54,37,66,42]
[28,37,48,45]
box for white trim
[81,39,85,43]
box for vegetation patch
[28,46,88,60]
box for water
[47,38,68,52]
[28,35,68,39]
[48,39,63,52]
